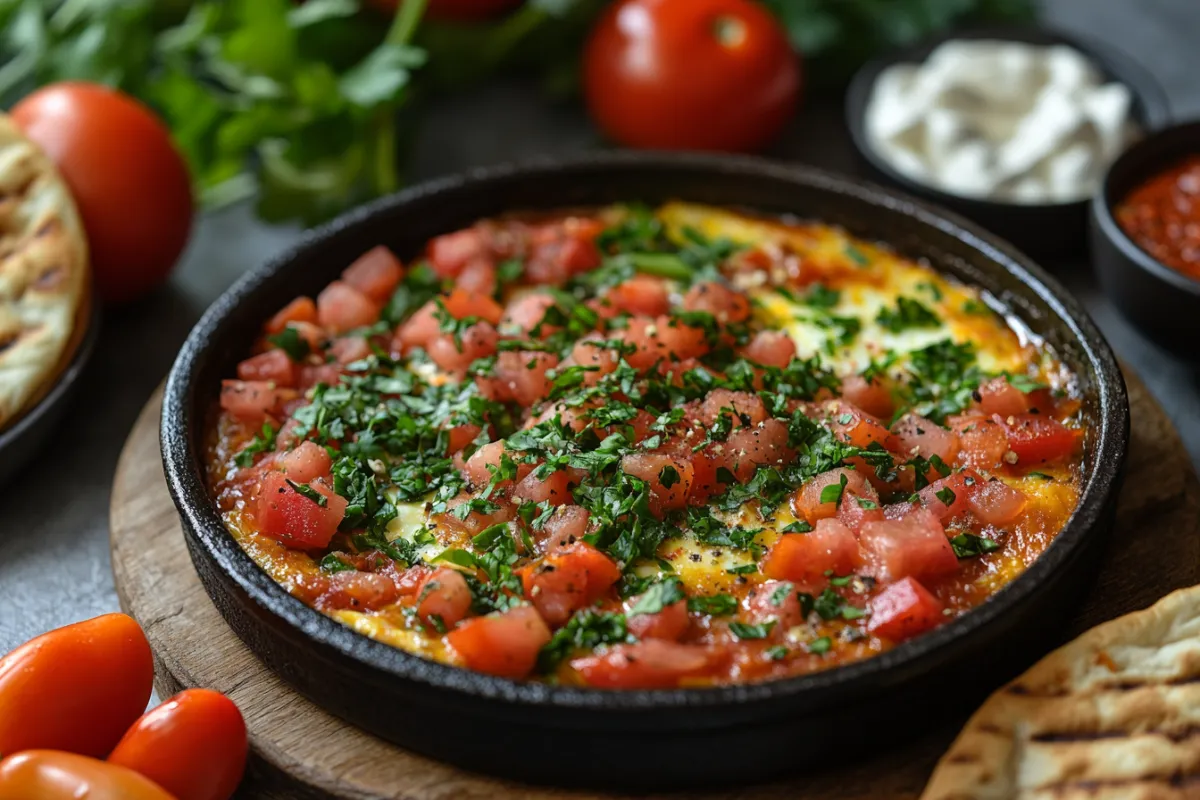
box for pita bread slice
[921,585,1200,800]
[0,112,89,431]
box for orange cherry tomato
[108,689,247,800]
[11,82,194,304]
[0,751,175,800]
[367,0,522,21]
[583,0,801,152]
[0,613,153,759]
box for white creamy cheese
[864,40,1138,204]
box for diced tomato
[445,423,482,455]
[440,288,504,325]
[967,478,1028,526]
[760,519,861,588]
[744,579,803,630]
[393,301,441,352]
[858,509,958,584]
[792,467,876,523]
[526,231,601,285]
[299,363,343,389]
[621,315,710,369]
[476,351,559,406]
[329,336,371,365]
[416,568,473,630]
[531,402,591,434]
[277,441,332,484]
[890,413,960,463]
[826,401,897,451]
[446,606,552,680]
[519,542,620,626]
[997,414,1080,466]
[237,350,297,388]
[621,453,693,517]
[220,380,281,422]
[457,259,496,295]
[975,376,1031,418]
[568,335,621,385]
[428,227,487,278]
[841,374,894,420]
[916,471,976,522]
[836,492,885,533]
[701,389,767,427]
[265,296,318,334]
[538,505,591,553]
[625,597,689,641]
[439,494,517,536]
[605,276,671,317]
[500,292,558,335]
[656,316,711,360]
[314,571,399,612]
[316,281,379,334]
[868,577,946,641]
[463,440,509,490]
[741,330,796,368]
[572,640,720,689]
[949,413,1009,471]
[427,322,499,374]
[341,246,404,304]
[706,419,794,484]
[256,472,347,550]
[513,469,576,507]
[682,281,751,323]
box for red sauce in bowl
[1115,155,1200,281]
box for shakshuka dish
[209,203,1084,689]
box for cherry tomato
[0,751,175,800]
[108,689,247,800]
[12,82,193,304]
[0,613,154,758]
[583,0,801,152]
[367,0,522,21]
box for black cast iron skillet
[162,152,1129,789]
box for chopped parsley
[729,621,776,640]
[537,610,629,673]
[688,593,738,615]
[876,297,941,332]
[234,421,278,467]
[267,326,311,361]
[950,533,1001,559]
[627,578,685,616]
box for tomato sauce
[1116,155,1200,281]
[206,203,1084,689]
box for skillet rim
[161,150,1129,713]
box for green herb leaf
[688,593,738,615]
[627,578,685,617]
[729,621,776,640]
[268,326,312,361]
[876,296,941,333]
[287,478,327,507]
[950,533,1001,559]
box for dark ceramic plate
[845,26,1171,258]
[1090,119,1200,355]
[162,153,1129,789]
[0,300,99,487]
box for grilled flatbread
[922,585,1200,800]
[0,113,89,431]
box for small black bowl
[0,300,99,487]
[162,152,1129,789]
[1091,120,1200,354]
[846,26,1171,258]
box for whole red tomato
[367,0,523,21]
[12,82,194,304]
[0,751,175,800]
[0,613,154,759]
[583,0,801,152]
[108,689,248,800]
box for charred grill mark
[1032,725,1200,744]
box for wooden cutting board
[109,369,1200,800]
